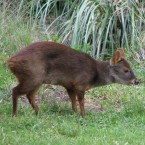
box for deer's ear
[110,48,125,66]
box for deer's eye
[124,69,129,73]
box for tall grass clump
[0,0,144,59]
[32,0,145,59]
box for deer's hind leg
[26,86,40,115]
[12,83,30,117]
[12,78,41,117]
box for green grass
[0,89,145,145]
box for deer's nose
[132,78,139,85]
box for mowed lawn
[0,54,145,145]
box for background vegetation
[0,0,145,144]
[0,0,144,58]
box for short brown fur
[7,41,139,116]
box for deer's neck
[92,61,116,87]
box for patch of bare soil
[20,85,103,112]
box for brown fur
[7,41,139,116]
